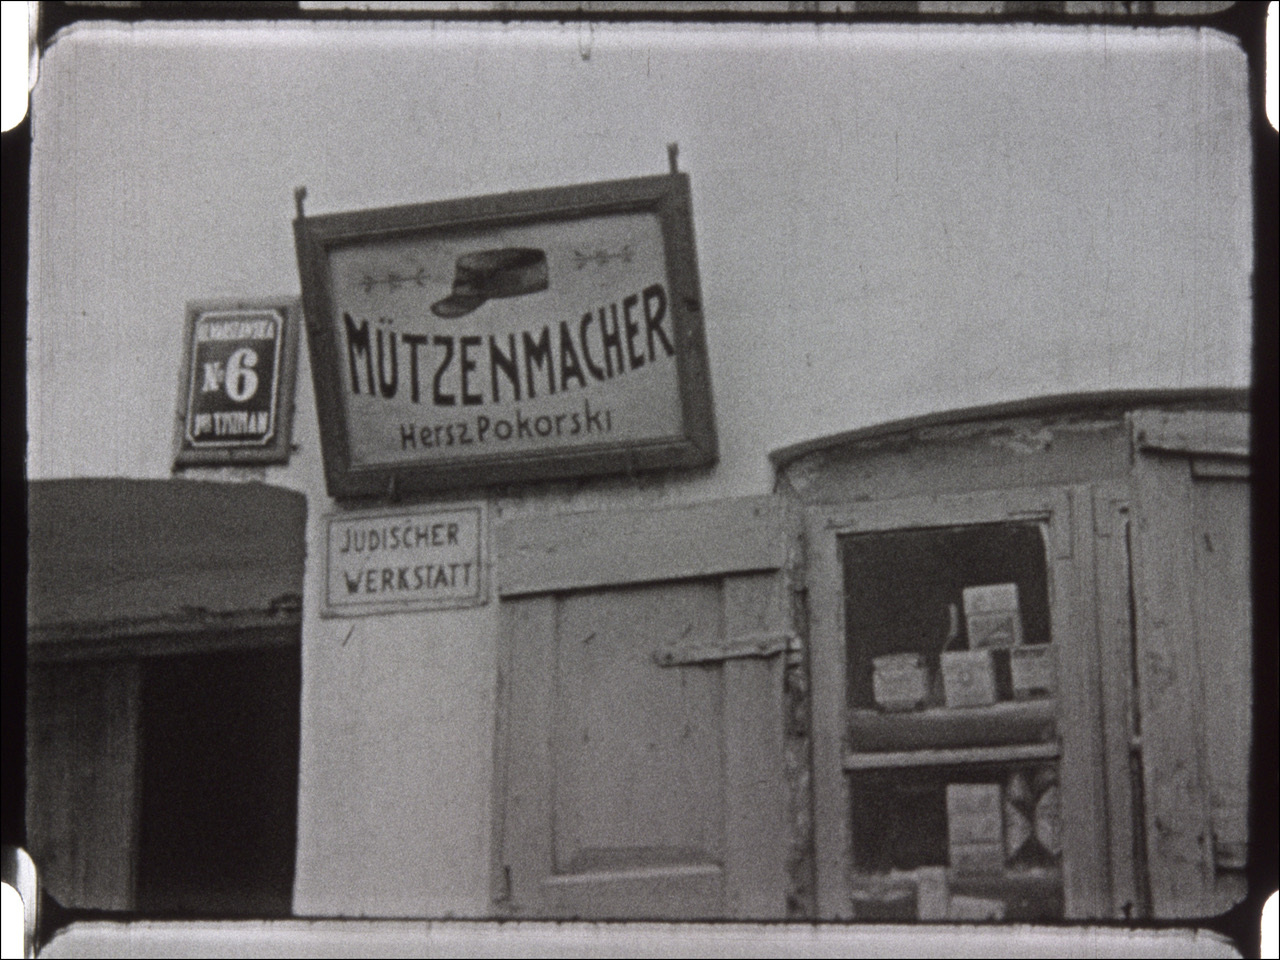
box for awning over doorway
[27,478,306,653]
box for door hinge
[654,631,791,666]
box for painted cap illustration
[430,247,549,318]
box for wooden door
[27,659,141,911]
[1128,410,1253,917]
[493,497,794,920]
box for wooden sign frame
[294,173,717,500]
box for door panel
[495,497,793,920]
[1190,474,1251,893]
[553,582,726,888]
[1129,440,1252,917]
[503,577,785,919]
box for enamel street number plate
[174,299,300,468]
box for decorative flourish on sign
[571,244,634,270]
[360,267,430,294]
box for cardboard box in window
[915,866,949,920]
[849,877,917,920]
[1010,644,1056,700]
[850,868,950,921]
[941,649,998,708]
[962,583,1023,649]
[948,894,1007,920]
[947,782,1004,873]
[871,652,930,711]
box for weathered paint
[26,17,1252,925]
[493,499,794,919]
[781,399,1252,921]
[774,393,1248,507]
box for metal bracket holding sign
[173,298,301,468]
[293,173,717,499]
[323,503,487,617]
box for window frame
[804,485,1111,920]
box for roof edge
[768,387,1251,470]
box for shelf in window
[843,740,1060,770]
[847,866,1064,921]
[848,866,1062,892]
[846,698,1056,753]
[947,865,1063,901]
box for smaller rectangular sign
[174,298,300,467]
[323,504,487,616]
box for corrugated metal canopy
[27,479,306,644]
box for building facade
[23,11,1260,951]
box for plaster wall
[26,20,1252,917]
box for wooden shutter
[492,497,795,919]
[1129,410,1252,917]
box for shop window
[848,760,1063,921]
[838,522,1062,921]
[781,395,1253,922]
[804,486,1110,921]
[841,523,1052,713]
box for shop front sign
[294,173,716,498]
[174,299,300,467]
[323,504,486,616]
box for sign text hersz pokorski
[339,230,668,456]
[295,174,717,498]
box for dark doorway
[136,642,301,916]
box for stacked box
[914,866,950,920]
[941,649,997,708]
[948,895,1006,920]
[849,878,916,920]
[947,783,1004,872]
[1010,645,1056,699]
[850,868,953,921]
[872,652,930,711]
[962,583,1023,649]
